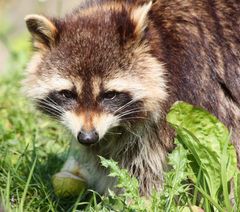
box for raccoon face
[23,2,168,146]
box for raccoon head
[23,1,168,146]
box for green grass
[0,34,79,211]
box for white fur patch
[24,75,73,99]
[92,76,102,98]
[93,113,119,139]
[62,111,83,138]
[62,111,119,140]
[23,53,73,99]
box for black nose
[77,129,99,145]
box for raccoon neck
[95,122,168,195]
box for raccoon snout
[77,129,99,146]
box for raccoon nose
[77,129,99,146]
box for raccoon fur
[23,0,240,196]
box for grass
[0,33,79,211]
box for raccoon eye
[102,91,118,100]
[58,90,76,99]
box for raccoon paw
[52,171,87,197]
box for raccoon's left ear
[25,14,58,51]
[131,1,152,39]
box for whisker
[113,99,137,114]
[117,107,146,114]
[35,98,65,113]
[36,101,64,114]
[37,106,62,118]
[36,104,62,115]
[35,101,63,115]
[117,109,148,118]
[47,96,63,107]
[106,131,122,135]
[44,97,65,111]
[120,107,146,113]
[121,117,149,121]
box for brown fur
[24,0,240,196]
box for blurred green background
[0,0,81,73]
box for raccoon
[23,0,240,196]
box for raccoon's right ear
[24,14,58,50]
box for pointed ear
[25,14,58,50]
[131,1,152,38]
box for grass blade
[192,168,202,206]
[19,157,37,212]
[220,135,232,212]
[195,185,224,212]
[6,171,12,211]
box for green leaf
[166,102,238,202]
[99,156,146,211]
[154,142,190,211]
[234,171,240,210]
